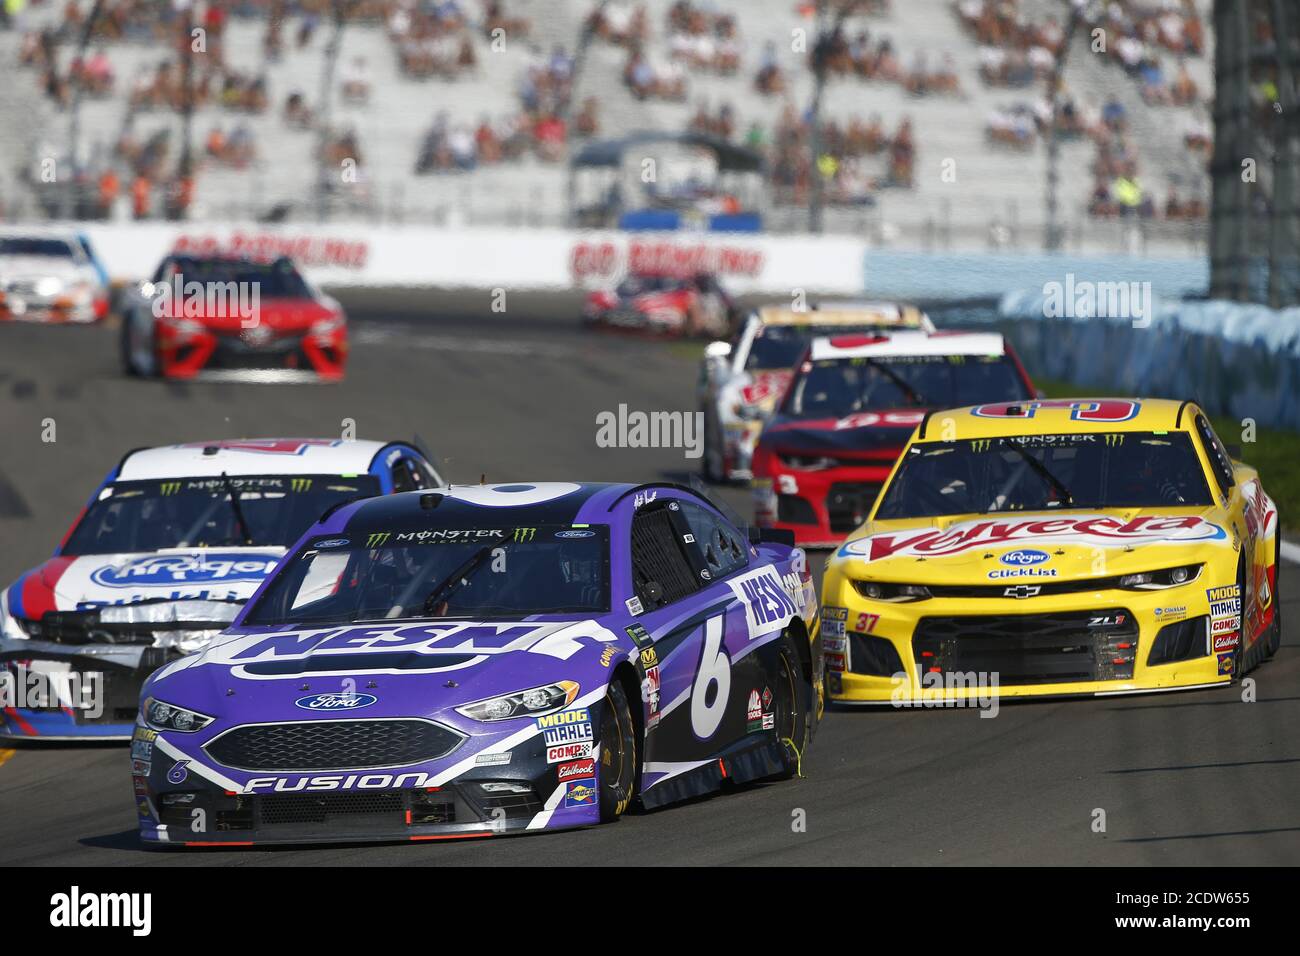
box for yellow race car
[820,398,1282,703]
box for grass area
[1037,379,1299,532]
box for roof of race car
[328,482,629,533]
[808,329,1005,361]
[117,439,392,480]
[756,302,927,328]
[918,398,1187,440]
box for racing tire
[1265,534,1282,659]
[769,631,811,781]
[121,311,157,378]
[1233,557,1256,679]
[598,681,638,822]
[701,408,723,483]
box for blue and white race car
[0,438,443,740]
[133,481,819,846]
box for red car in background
[583,271,736,338]
[120,253,348,381]
[752,330,1037,546]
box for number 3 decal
[690,615,730,740]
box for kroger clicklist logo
[90,554,278,588]
[294,692,378,711]
[988,549,1058,580]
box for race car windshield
[746,324,911,371]
[616,275,679,297]
[163,258,312,298]
[61,475,380,555]
[783,355,1029,418]
[0,237,76,258]
[874,432,1215,518]
[243,526,610,624]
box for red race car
[120,253,348,381]
[582,271,736,338]
[752,330,1037,546]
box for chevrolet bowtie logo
[1004,585,1041,599]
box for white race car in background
[698,301,936,482]
[0,227,111,324]
[0,438,443,740]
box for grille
[826,482,881,533]
[777,494,817,525]
[205,719,464,771]
[913,608,1138,686]
[848,632,905,677]
[923,574,1134,599]
[259,791,405,826]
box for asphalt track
[0,291,1296,866]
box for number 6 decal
[691,615,730,740]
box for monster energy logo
[970,439,992,452]
[511,528,537,542]
[1103,434,1126,447]
[160,482,182,495]
[366,532,392,548]
[291,478,314,492]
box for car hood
[834,508,1234,584]
[6,548,285,617]
[762,409,927,455]
[143,618,624,726]
[0,257,91,284]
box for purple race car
[134,481,820,846]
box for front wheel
[769,632,811,780]
[598,681,638,821]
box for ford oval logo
[294,693,378,711]
[555,530,595,539]
[313,538,350,549]
[89,554,278,589]
[1000,549,1051,567]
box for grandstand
[0,0,1213,254]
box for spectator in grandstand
[340,56,371,105]
[589,2,648,47]
[888,117,914,187]
[534,112,567,163]
[484,0,530,40]
[754,41,784,95]
[284,90,312,129]
[574,97,600,138]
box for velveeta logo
[842,515,1226,561]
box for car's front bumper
[820,583,1237,703]
[753,462,893,547]
[0,640,169,740]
